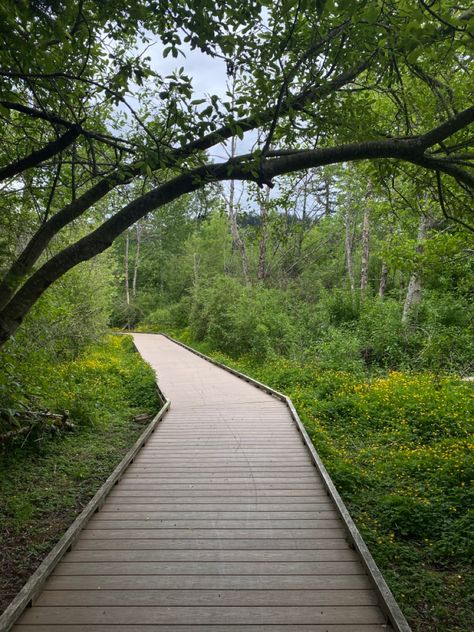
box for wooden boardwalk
[11,333,402,631]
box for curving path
[12,333,399,631]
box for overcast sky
[138,38,259,159]
[142,39,261,207]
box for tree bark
[0,126,80,184]
[257,188,270,280]
[378,261,389,298]
[324,175,331,217]
[360,183,371,294]
[227,179,250,283]
[124,230,130,306]
[226,106,250,283]
[402,213,434,324]
[132,221,142,299]
[344,205,355,294]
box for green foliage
[0,334,158,439]
[187,276,298,359]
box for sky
[137,38,261,208]
[136,37,259,160]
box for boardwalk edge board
[160,332,411,632]
[0,381,170,632]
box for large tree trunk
[402,213,433,324]
[132,221,142,299]
[124,230,130,306]
[378,261,389,298]
[344,206,355,294]
[257,188,270,281]
[227,136,250,283]
[360,202,370,294]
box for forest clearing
[0,1,473,631]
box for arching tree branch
[0,61,369,310]
[1,128,472,347]
[0,126,80,183]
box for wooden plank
[107,490,327,498]
[96,510,338,519]
[15,625,392,632]
[73,537,350,551]
[85,519,343,529]
[37,588,378,607]
[126,466,318,471]
[114,485,323,491]
[54,560,365,576]
[66,549,358,562]
[78,528,347,539]
[101,502,335,511]
[91,511,339,520]
[44,574,374,591]
[19,605,385,625]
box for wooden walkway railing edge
[160,332,412,632]
[0,385,170,632]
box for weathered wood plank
[80,526,347,538]
[88,518,341,528]
[16,625,391,631]
[66,548,358,562]
[37,588,378,607]
[107,490,326,498]
[19,605,386,625]
[101,503,335,511]
[73,537,349,551]
[44,574,374,590]
[54,560,365,576]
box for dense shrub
[0,335,158,439]
[188,277,298,358]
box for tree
[0,0,472,346]
[360,182,372,294]
[402,212,436,324]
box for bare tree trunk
[344,206,355,294]
[227,136,250,283]
[124,230,130,306]
[378,261,389,298]
[324,175,331,217]
[402,213,433,323]
[193,252,200,287]
[257,188,270,280]
[360,186,371,294]
[132,221,142,299]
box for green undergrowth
[161,327,474,632]
[0,334,159,613]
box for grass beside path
[0,334,159,614]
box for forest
[0,1,473,631]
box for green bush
[188,277,298,358]
[0,334,159,439]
